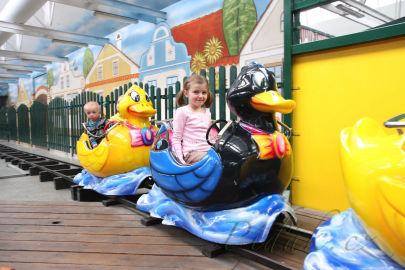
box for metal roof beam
[0,73,30,79]
[0,75,24,80]
[0,63,46,72]
[51,0,167,24]
[5,69,32,75]
[0,79,18,84]
[0,49,68,62]
[0,20,109,46]
[19,59,52,65]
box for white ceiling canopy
[0,0,180,84]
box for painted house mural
[139,22,191,90]
[85,42,139,97]
[9,0,274,104]
[50,61,85,103]
[240,0,330,85]
[171,9,239,76]
[239,0,284,85]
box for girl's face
[184,82,208,111]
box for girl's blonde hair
[176,74,213,108]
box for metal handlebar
[277,120,292,139]
[384,113,405,128]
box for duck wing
[377,175,405,243]
[150,148,222,203]
[77,133,109,173]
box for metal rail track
[0,143,313,270]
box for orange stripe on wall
[85,73,139,89]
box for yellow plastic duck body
[340,116,405,266]
[77,85,157,178]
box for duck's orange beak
[128,103,156,117]
[250,91,295,114]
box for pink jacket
[172,106,212,164]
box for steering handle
[206,119,228,146]
[384,113,405,128]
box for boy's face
[85,104,100,122]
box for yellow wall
[291,36,405,212]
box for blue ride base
[73,167,151,196]
[303,209,404,270]
[137,184,296,245]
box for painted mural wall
[11,0,284,107]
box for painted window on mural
[66,75,70,88]
[147,80,157,89]
[97,66,103,80]
[281,13,284,32]
[265,63,282,84]
[166,76,178,90]
[113,60,119,76]
[60,77,64,89]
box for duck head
[227,63,295,129]
[118,85,156,127]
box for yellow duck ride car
[340,116,405,267]
[77,85,157,177]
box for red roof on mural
[34,86,48,95]
[171,9,239,67]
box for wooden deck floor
[0,201,334,270]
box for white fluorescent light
[52,39,88,48]
[93,11,139,24]
[336,4,365,18]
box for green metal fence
[0,108,8,140]
[48,98,70,153]
[7,107,17,141]
[30,101,47,148]
[3,64,238,155]
[17,104,30,143]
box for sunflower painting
[191,52,206,73]
[203,37,223,65]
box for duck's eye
[130,91,140,102]
[145,93,150,102]
[253,71,269,89]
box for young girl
[172,74,214,164]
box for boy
[83,101,109,148]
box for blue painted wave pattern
[137,185,296,245]
[304,209,404,270]
[73,167,151,195]
[150,148,222,203]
